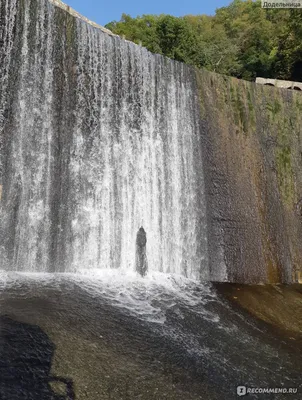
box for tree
[275,10,302,81]
[155,15,200,65]
[105,0,302,82]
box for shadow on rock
[0,315,75,400]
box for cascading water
[0,0,208,280]
[0,0,17,177]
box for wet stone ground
[0,273,301,400]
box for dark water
[0,273,301,399]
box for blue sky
[66,0,231,27]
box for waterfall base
[0,273,301,399]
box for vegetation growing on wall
[195,68,302,282]
[106,0,302,82]
[199,69,301,205]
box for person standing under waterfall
[136,227,148,276]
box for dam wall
[198,71,302,283]
[1,0,302,283]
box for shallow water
[0,271,301,399]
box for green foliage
[155,15,199,64]
[105,0,302,81]
[275,10,302,81]
[106,14,162,53]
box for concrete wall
[3,0,302,283]
[49,0,115,36]
[256,77,302,91]
[197,70,302,283]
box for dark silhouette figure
[0,315,75,400]
[136,227,148,276]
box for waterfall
[0,0,208,280]
[0,0,17,179]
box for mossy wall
[197,69,302,283]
